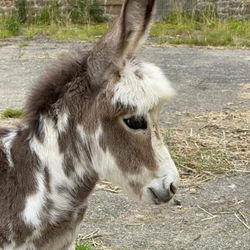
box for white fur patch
[112,62,175,115]
[57,112,69,134]
[91,126,127,187]
[22,171,46,227]
[2,130,17,168]
[28,116,74,224]
[91,126,152,199]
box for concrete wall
[0,0,249,19]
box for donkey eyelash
[123,116,147,130]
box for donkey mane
[24,52,90,135]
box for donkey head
[83,0,179,204]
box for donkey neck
[28,113,98,211]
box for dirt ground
[0,38,249,249]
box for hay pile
[166,108,250,186]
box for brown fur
[96,94,157,173]
[0,128,38,247]
[24,53,90,140]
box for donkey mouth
[148,187,173,205]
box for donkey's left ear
[87,0,156,87]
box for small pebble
[174,199,182,206]
[190,188,196,194]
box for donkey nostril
[170,183,177,194]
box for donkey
[0,0,179,249]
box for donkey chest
[5,206,87,250]
[33,208,86,250]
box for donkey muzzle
[148,179,178,204]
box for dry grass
[166,109,250,186]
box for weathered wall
[156,0,250,20]
[99,0,122,15]
[0,0,249,19]
[0,0,16,14]
[0,0,123,16]
[198,0,250,19]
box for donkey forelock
[112,61,175,115]
[0,1,179,249]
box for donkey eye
[123,116,147,130]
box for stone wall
[99,0,122,15]
[0,0,124,16]
[0,0,16,14]
[198,0,250,19]
[0,0,249,19]
[156,0,250,20]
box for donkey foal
[0,0,179,249]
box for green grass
[0,16,21,38]
[2,108,24,118]
[7,23,109,42]
[0,12,249,47]
[150,14,250,47]
[75,242,92,250]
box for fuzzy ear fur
[119,0,156,58]
[87,0,156,86]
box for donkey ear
[117,0,156,58]
[87,0,156,86]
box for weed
[2,108,24,118]
[3,16,21,36]
[151,13,250,47]
[19,42,29,48]
[75,242,92,250]
[36,8,51,25]
[19,23,108,41]
[89,0,105,23]
[71,0,88,24]
[70,0,104,24]
[15,0,27,23]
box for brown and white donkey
[0,0,179,249]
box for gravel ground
[0,38,249,249]
[86,174,250,250]
[0,38,249,116]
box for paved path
[0,39,250,116]
[0,39,249,249]
[86,174,250,250]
